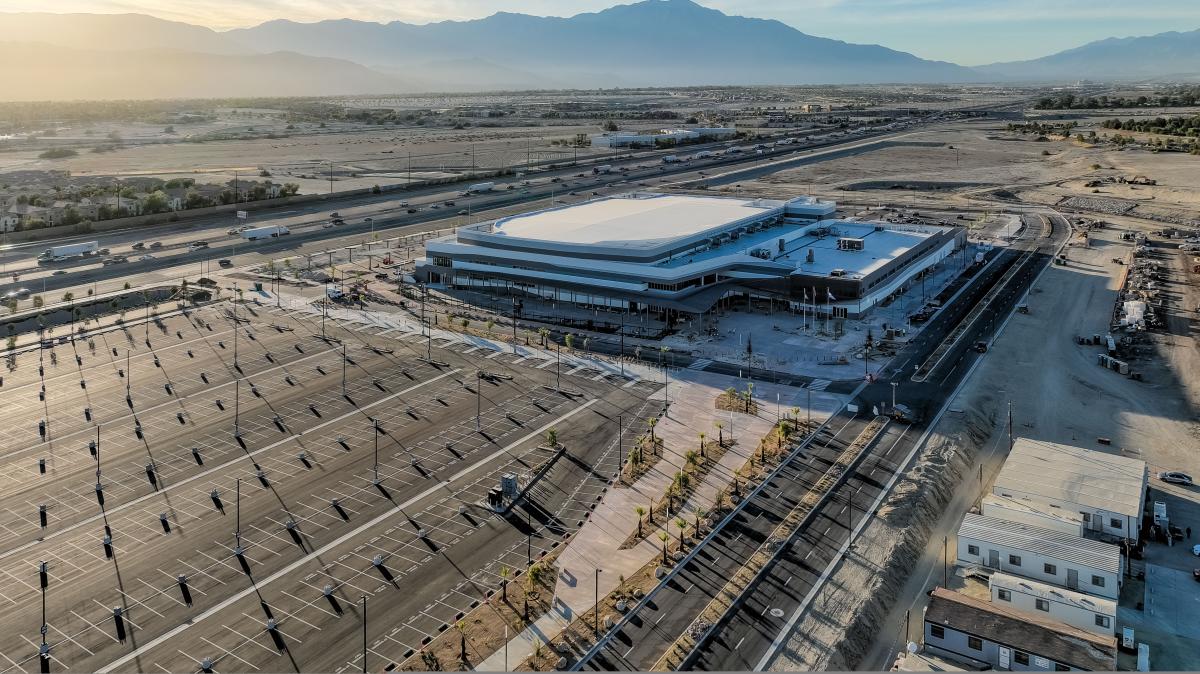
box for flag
[827,288,836,302]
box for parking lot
[0,296,662,673]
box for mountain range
[1,0,1198,101]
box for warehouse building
[988,572,1117,636]
[416,192,964,320]
[956,513,1123,600]
[923,588,1118,671]
[993,438,1147,542]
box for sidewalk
[476,369,844,671]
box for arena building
[415,192,965,321]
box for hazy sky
[5,0,1198,65]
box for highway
[573,212,1068,671]
[0,122,935,306]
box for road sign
[236,210,248,220]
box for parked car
[1159,471,1194,486]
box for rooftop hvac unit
[837,238,865,251]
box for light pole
[373,419,381,486]
[361,594,368,674]
[475,371,482,431]
[891,382,897,410]
[594,568,603,636]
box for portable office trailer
[956,514,1122,600]
[989,572,1117,636]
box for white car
[1194,543,1200,557]
[1159,471,1194,486]
[138,254,155,262]
[322,222,333,229]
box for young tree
[658,531,669,564]
[634,506,645,537]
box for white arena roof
[490,194,773,249]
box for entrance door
[999,646,1011,670]
[1067,568,1079,590]
[988,549,1000,569]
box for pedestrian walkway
[477,369,846,671]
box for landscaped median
[652,415,891,671]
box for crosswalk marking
[687,358,714,370]
[806,379,831,392]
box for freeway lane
[0,124,923,303]
[575,213,1066,671]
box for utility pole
[594,568,602,636]
[234,379,241,438]
[342,343,348,397]
[361,595,368,674]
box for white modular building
[981,494,1085,537]
[992,438,1147,541]
[988,572,1117,636]
[415,192,964,320]
[956,513,1123,600]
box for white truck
[325,285,344,300]
[241,225,290,241]
[693,150,713,160]
[36,241,100,264]
[661,155,681,163]
[592,165,614,174]
[465,182,494,194]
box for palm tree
[545,427,558,448]
[538,327,550,347]
[499,565,511,601]
[454,620,468,662]
[714,420,724,446]
[675,517,687,546]
[744,382,755,413]
[634,506,645,537]
[724,386,737,408]
[658,531,669,564]
[647,417,658,444]
[565,334,574,350]
[698,432,706,458]
[694,507,706,532]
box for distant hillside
[0,12,248,55]
[0,43,406,101]
[977,29,1200,82]
[225,0,979,87]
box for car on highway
[398,201,409,207]
[430,203,441,209]
[131,242,146,250]
[444,200,456,206]
[322,222,333,229]
[218,259,233,267]
[332,218,345,226]
[51,269,68,276]
[407,208,418,213]
[1159,471,1194,485]
[227,228,241,236]
[2,288,30,300]
[330,212,340,218]
[138,254,155,262]
[149,241,163,249]
[457,209,468,216]
[189,241,209,251]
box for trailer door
[1067,568,1079,590]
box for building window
[1015,651,1030,666]
[930,625,945,639]
[1036,599,1050,612]
[1054,664,1070,671]
[432,256,452,267]
[1092,575,1106,588]
[968,545,979,556]
[1095,614,1111,628]
[1008,554,1022,567]
[1110,518,1122,529]
[1081,512,1091,523]
[967,636,982,651]
[997,589,1011,601]
[1044,563,1057,575]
